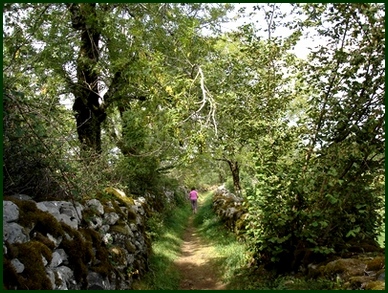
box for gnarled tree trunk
[68,3,106,154]
[217,158,242,195]
[227,160,242,196]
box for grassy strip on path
[193,190,251,289]
[133,189,250,290]
[132,202,192,290]
[132,189,355,290]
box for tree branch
[183,64,218,135]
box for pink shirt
[189,190,198,200]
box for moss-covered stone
[364,280,385,290]
[3,258,21,290]
[347,238,384,254]
[104,187,125,197]
[104,206,116,214]
[54,270,62,286]
[109,245,127,265]
[80,227,114,278]
[125,240,137,254]
[8,197,64,239]
[104,187,136,207]
[31,231,56,250]
[59,223,93,288]
[4,241,18,259]
[85,227,113,279]
[365,255,385,271]
[3,190,154,290]
[141,202,152,217]
[82,207,98,223]
[319,258,365,279]
[110,224,131,236]
[115,195,135,208]
[111,200,127,218]
[127,208,138,221]
[347,276,375,289]
[10,241,53,289]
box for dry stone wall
[212,186,248,238]
[3,190,153,290]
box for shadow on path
[174,216,227,290]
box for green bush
[245,144,385,273]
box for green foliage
[224,178,235,194]
[227,262,344,290]
[2,86,75,200]
[241,3,385,273]
[3,3,385,282]
[3,3,232,199]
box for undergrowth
[132,202,191,290]
[228,270,344,290]
[193,190,344,290]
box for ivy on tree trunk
[68,3,106,154]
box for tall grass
[377,221,385,248]
[132,202,192,290]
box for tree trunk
[215,158,242,195]
[227,160,242,195]
[69,3,106,154]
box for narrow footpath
[173,215,227,290]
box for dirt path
[174,215,227,290]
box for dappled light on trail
[174,216,227,290]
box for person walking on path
[188,187,199,214]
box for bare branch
[183,64,218,135]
